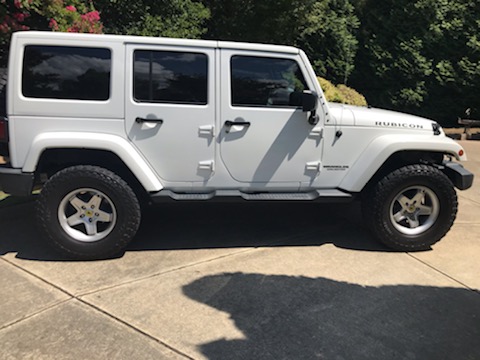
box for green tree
[202,0,359,84]
[203,0,311,44]
[93,0,210,38]
[351,0,480,126]
[298,0,359,84]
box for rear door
[125,45,215,183]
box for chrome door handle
[224,120,251,133]
[135,117,163,124]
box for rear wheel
[36,165,141,259]
[364,164,457,251]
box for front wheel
[36,165,141,259]
[363,164,458,251]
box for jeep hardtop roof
[12,31,301,55]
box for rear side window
[22,45,111,101]
[134,50,208,105]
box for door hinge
[198,125,215,137]
[309,127,323,138]
[198,160,215,172]
[305,161,321,172]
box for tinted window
[134,50,208,105]
[22,46,111,101]
[231,56,308,107]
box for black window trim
[133,49,209,106]
[230,54,309,109]
[22,44,112,102]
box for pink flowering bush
[0,0,34,34]
[0,0,102,37]
[44,1,103,33]
[0,0,102,66]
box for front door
[125,44,215,183]
[219,50,323,186]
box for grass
[0,191,37,208]
[0,155,38,206]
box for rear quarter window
[22,45,111,101]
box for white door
[219,50,323,186]
[125,45,215,183]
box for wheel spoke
[417,204,433,216]
[411,189,426,206]
[96,209,113,223]
[87,194,103,210]
[70,196,87,211]
[393,210,406,223]
[397,195,410,210]
[66,214,84,227]
[408,217,420,228]
[84,221,97,236]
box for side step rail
[151,189,354,203]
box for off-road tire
[36,165,141,259]
[363,164,457,251]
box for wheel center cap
[85,210,93,217]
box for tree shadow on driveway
[0,200,394,261]
[183,272,480,360]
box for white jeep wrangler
[0,31,473,259]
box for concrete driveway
[1,141,479,360]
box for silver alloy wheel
[389,185,440,236]
[58,188,117,242]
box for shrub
[336,84,367,106]
[318,77,367,106]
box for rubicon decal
[324,165,349,171]
[375,121,424,129]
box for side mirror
[303,91,319,125]
[302,91,318,112]
[288,90,319,125]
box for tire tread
[36,165,141,259]
[364,164,457,251]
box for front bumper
[0,165,34,196]
[442,162,474,190]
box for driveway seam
[1,256,76,297]
[76,297,194,360]
[0,256,193,359]
[406,253,479,294]
[78,229,324,298]
[78,247,256,297]
[0,298,72,332]
[458,193,480,206]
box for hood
[328,103,437,133]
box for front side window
[22,45,111,101]
[134,50,208,105]
[231,56,308,107]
